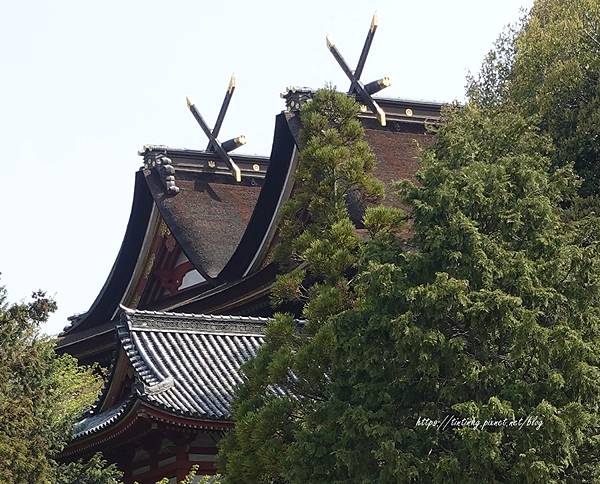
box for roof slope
[61,171,154,335]
[145,168,261,279]
[119,308,267,419]
[72,309,270,440]
[59,149,271,343]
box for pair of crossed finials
[186,15,390,183]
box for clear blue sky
[0,0,533,335]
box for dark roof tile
[71,309,277,440]
[73,399,132,439]
[120,308,268,419]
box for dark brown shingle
[145,169,262,279]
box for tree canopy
[219,1,600,482]
[219,87,401,482]
[469,0,600,196]
[0,282,122,483]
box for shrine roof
[58,113,294,343]
[121,307,268,419]
[71,308,281,441]
[59,95,443,358]
[281,86,444,126]
[73,399,132,440]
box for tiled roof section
[118,308,268,419]
[144,168,262,279]
[70,308,299,440]
[73,399,132,439]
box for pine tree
[218,87,400,483]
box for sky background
[0,0,533,335]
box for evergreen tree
[220,3,600,482]
[56,453,122,484]
[219,88,396,482]
[221,101,600,484]
[469,0,600,196]
[311,104,600,482]
[0,281,122,483]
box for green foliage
[219,88,399,483]
[153,466,222,483]
[469,0,600,196]
[220,4,600,483]
[273,86,383,269]
[56,453,123,484]
[223,100,600,482]
[274,104,600,483]
[0,281,117,483]
[382,104,600,482]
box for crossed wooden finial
[326,14,391,126]
[186,75,245,182]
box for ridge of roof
[120,305,273,326]
[139,145,270,161]
[120,316,268,339]
[281,86,444,124]
[281,86,445,108]
[139,145,271,184]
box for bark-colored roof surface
[364,126,434,207]
[145,169,262,279]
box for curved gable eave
[218,112,299,282]
[60,170,155,337]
